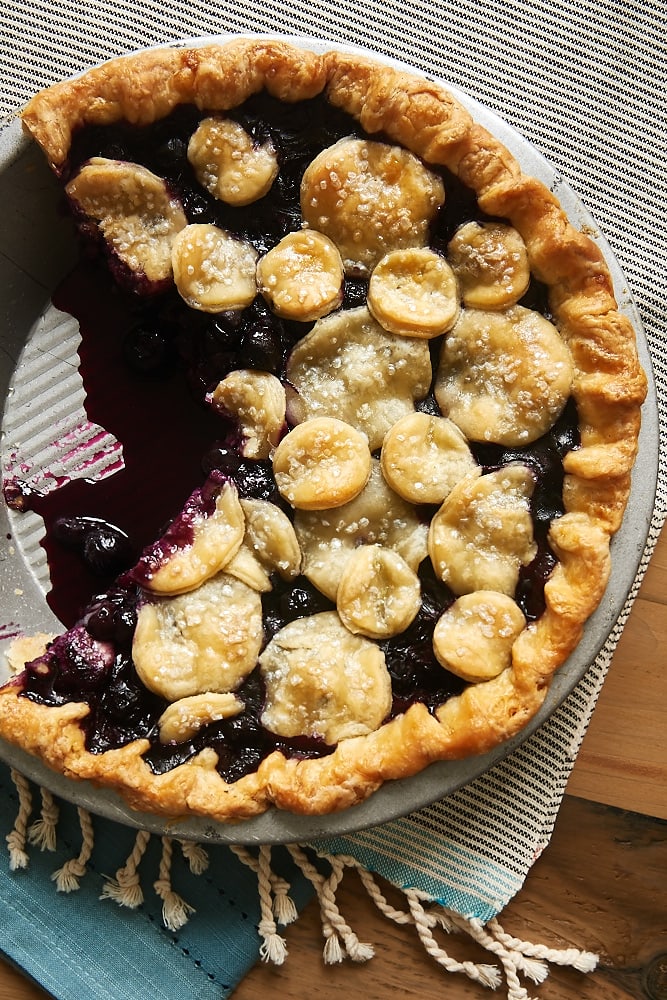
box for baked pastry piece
[0,39,647,821]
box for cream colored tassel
[153,837,195,931]
[230,843,298,926]
[316,851,598,997]
[52,807,94,891]
[179,839,209,875]
[461,915,598,999]
[270,873,298,926]
[405,889,502,989]
[287,845,374,964]
[28,787,59,851]
[230,844,289,963]
[257,845,288,964]
[100,828,151,908]
[485,917,598,974]
[6,769,33,870]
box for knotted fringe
[100,828,151,908]
[153,837,196,931]
[286,844,375,964]
[6,769,32,869]
[313,853,598,1000]
[28,787,59,852]
[51,807,94,891]
[230,843,298,963]
[100,830,197,929]
[6,774,599,999]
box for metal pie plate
[0,35,659,844]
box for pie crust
[0,39,647,821]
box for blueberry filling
[126,470,226,589]
[13,91,580,782]
[53,515,135,576]
[382,562,466,714]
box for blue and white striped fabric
[314,686,609,920]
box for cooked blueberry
[53,515,97,547]
[58,627,114,691]
[217,746,265,784]
[240,324,283,373]
[207,314,244,349]
[86,601,117,641]
[84,590,138,648]
[510,443,556,481]
[152,136,188,175]
[532,490,564,532]
[281,581,334,620]
[83,527,133,575]
[235,459,280,503]
[181,188,213,222]
[192,354,238,393]
[262,609,286,644]
[234,670,265,717]
[518,277,551,316]
[113,605,138,646]
[201,444,242,477]
[516,548,557,621]
[103,677,143,721]
[416,393,441,417]
[260,575,337,644]
[67,127,126,169]
[550,399,580,455]
[223,713,266,749]
[123,325,171,374]
[342,278,369,309]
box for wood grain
[232,798,667,1000]
[567,525,667,819]
[1,525,665,1000]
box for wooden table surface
[1,526,665,1000]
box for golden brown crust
[21,41,327,170]
[1,39,647,822]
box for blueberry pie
[0,40,647,820]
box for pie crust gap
[0,39,647,822]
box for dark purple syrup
[18,263,225,624]
[10,94,579,782]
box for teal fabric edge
[311,833,515,923]
[0,763,313,1000]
